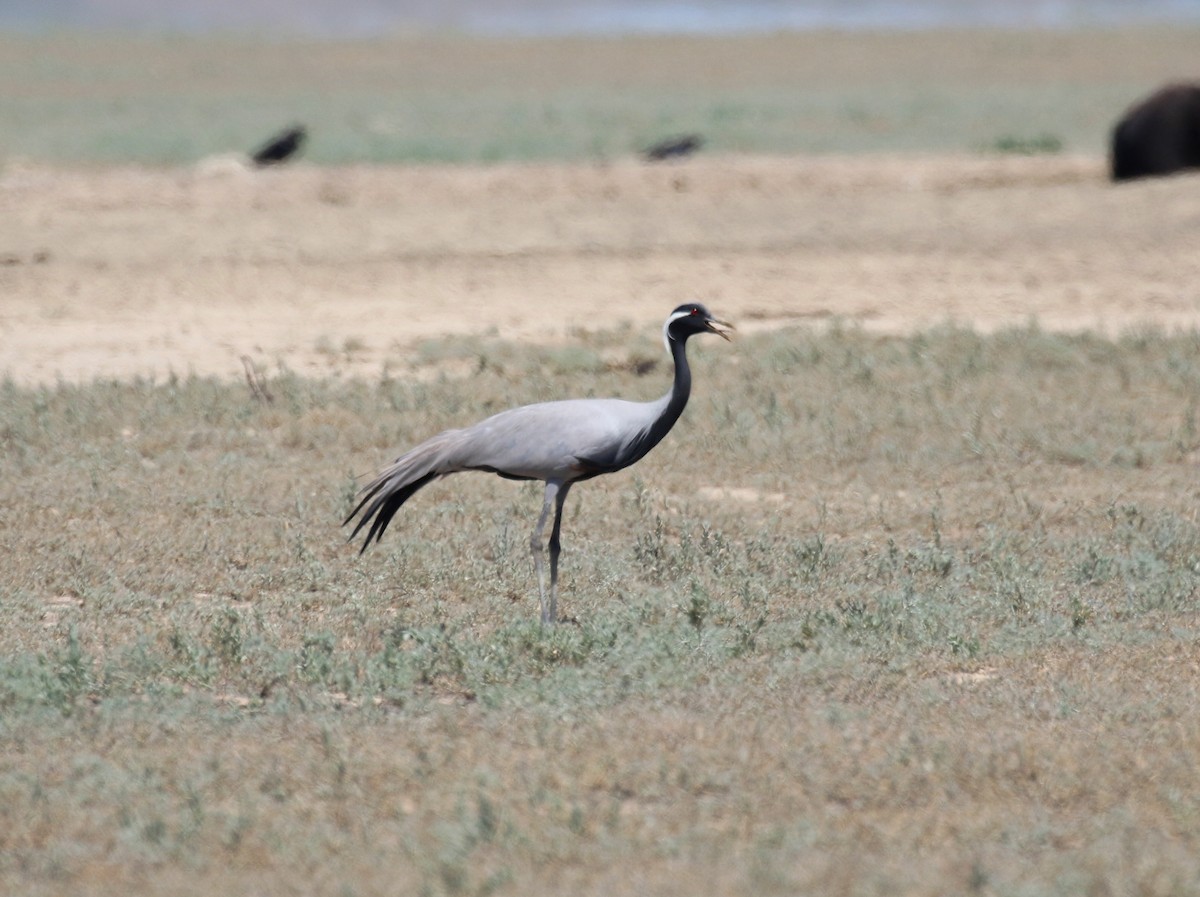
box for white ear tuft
[662,309,691,352]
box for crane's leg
[531,481,561,624]
[546,482,572,625]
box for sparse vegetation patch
[2,324,1199,894]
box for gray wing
[345,395,665,549]
[444,396,667,479]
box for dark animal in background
[1110,83,1200,181]
[643,134,704,162]
[251,125,307,167]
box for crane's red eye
[690,308,700,315]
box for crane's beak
[705,317,735,341]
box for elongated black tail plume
[344,471,440,553]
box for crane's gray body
[386,394,673,483]
[345,305,730,623]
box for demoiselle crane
[344,303,733,623]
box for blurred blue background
[4,0,1200,36]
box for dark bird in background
[251,124,307,167]
[643,134,704,162]
[1111,83,1200,181]
[344,303,733,624]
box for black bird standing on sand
[251,125,307,167]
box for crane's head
[663,303,734,350]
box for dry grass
[2,322,1200,895]
[2,28,1199,163]
[4,24,1200,897]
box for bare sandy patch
[2,153,1198,385]
[696,485,786,505]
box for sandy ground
[2,152,1200,385]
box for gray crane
[344,302,733,624]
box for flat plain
[2,27,1200,897]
